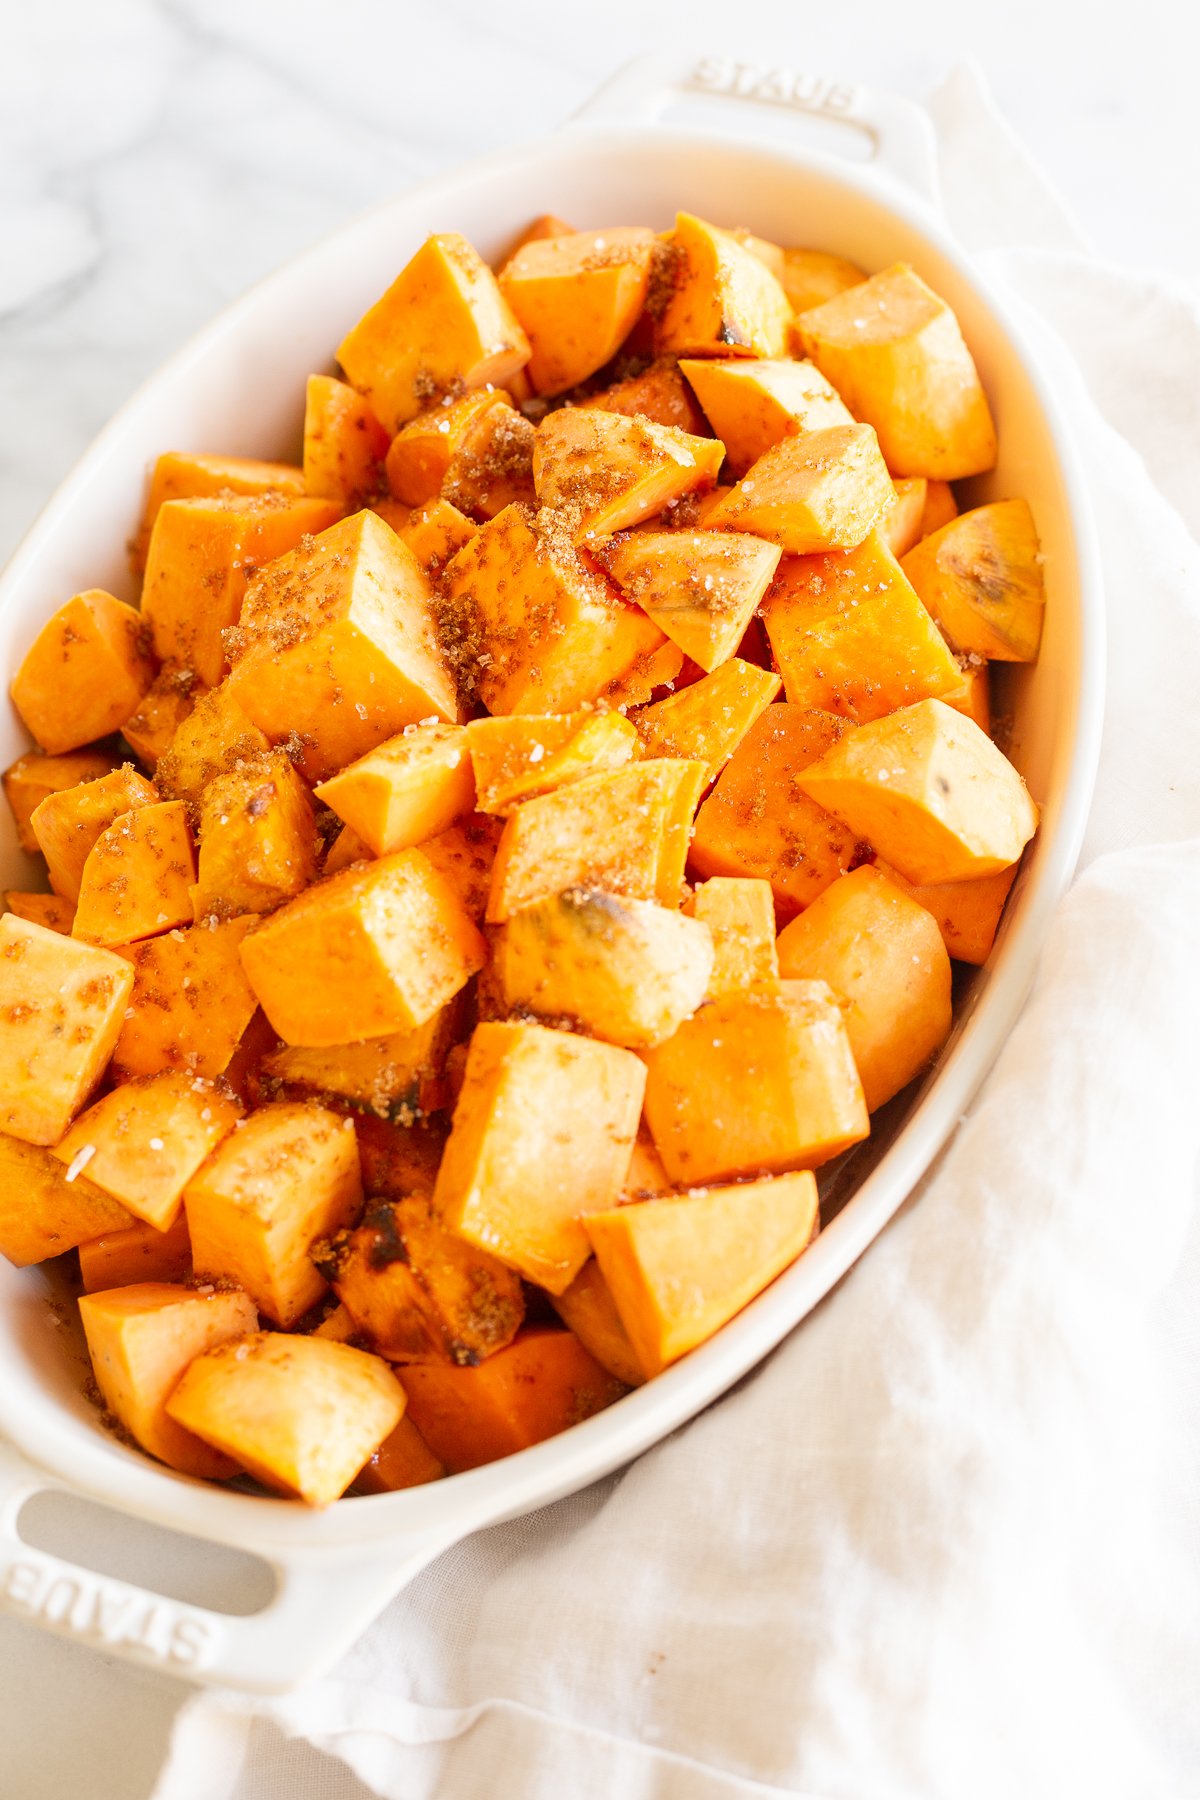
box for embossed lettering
[2,1560,43,1609]
[169,1615,217,1667]
[686,57,863,121]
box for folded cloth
[152,64,1200,1800]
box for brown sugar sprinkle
[644,238,682,319]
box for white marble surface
[1,4,1198,1796]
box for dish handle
[0,1437,451,1692]
[571,52,941,203]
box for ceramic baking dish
[0,54,1104,1692]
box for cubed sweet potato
[942,660,991,733]
[260,1004,457,1121]
[577,358,707,435]
[239,848,485,1046]
[705,424,894,554]
[642,982,868,1185]
[549,1257,646,1387]
[134,450,306,571]
[154,685,271,815]
[78,1210,192,1292]
[433,1021,645,1292]
[80,1283,259,1478]
[417,815,504,922]
[494,887,714,1048]
[795,698,1039,883]
[396,1325,626,1472]
[874,857,1019,966]
[354,1415,445,1492]
[601,528,781,672]
[689,706,859,917]
[585,1169,819,1374]
[386,390,509,507]
[0,917,134,1144]
[779,247,867,315]
[191,748,320,920]
[679,357,853,475]
[11,591,154,754]
[395,499,478,577]
[486,758,706,923]
[439,398,536,521]
[900,499,1044,662]
[337,232,530,433]
[656,213,792,359]
[4,750,117,854]
[167,1331,404,1504]
[730,227,786,280]
[797,263,997,479]
[440,503,667,715]
[225,511,461,781]
[760,530,962,721]
[631,658,781,786]
[466,710,637,814]
[314,723,474,857]
[595,639,686,710]
[303,373,390,507]
[30,765,159,902]
[54,1071,242,1230]
[920,479,958,537]
[185,1101,362,1325]
[142,494,343,687]
[110,914,258,1080]
[533,409,724,547]
[3,892,75,934]
[0,1132,131,1266]
[878,478,929,559]
[623,1128,673,1200]
[326,1193,524,1364]
[499,226,656,394]
[776,865,952,1110]
[684,875,779,996]
[122,669,204,772]
[72,800,196,947]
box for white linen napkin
[150,63,1200,1800]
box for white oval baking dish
[0,55,1104,1692]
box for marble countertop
[1,3,1196,1796]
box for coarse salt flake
[64,1144,96,1184]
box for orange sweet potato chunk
[0,917,134,1144]
[185,1101,363,1325]
[777,865,952,1110]
[878,478,929,559]
[143,494,343,688]
[466,710,637,814]
[706,424,895,554]
[55,1072,241,1231]
[4,892,75,934]
[386,390,508,507]
[632,658,781,787]
[30,765,159,902]
[440,503,665,715]
[433,1021,645,1293]
[585,1169,819,1374]
[679,357,853,475]
[328,1194,525,1364]
[72,800,196,947]
[337,232,531,433]
[550,1258,646,1387]
[874,857,1019,967]
[79,1210,192,1292]
[122,669,205,772]
[596,638,686,710]
[642,982,868,1185]
[80,1283,260,1479]
[439,398,536,521]
[303,373,390,507]
[689,705,859,917]
[533,409,724,547]
[494,887,714,1048]
[261,1004,457,1121]
[0,1132,131,1267]
[942,661,990,734]
[601,529,781,672]
[797,263,997,479]
[578,358,708,435]
[684,875,779,996]
[110,914,258,1080]
[225,511,461,781]
[656,213,792,359]
[795,698,1039,884]
[901,499,1045,662]
[397,1325,626,1472]
[314,723,474,857]
[4,750,117,855]
[239,849,485,1046]
[779,248,867,316]
[191,748,319,920]
[153,684,271,815]
[760,531,961,721]
[396,499,477,577]
[134,450,307,570]
[486,759,706,923]
[500,227,656,394]
[920,479,958,538]
[417,816,503,922]
[354,1415,445,1492]
[11,591,154,755]
[167,1331,404,1505]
